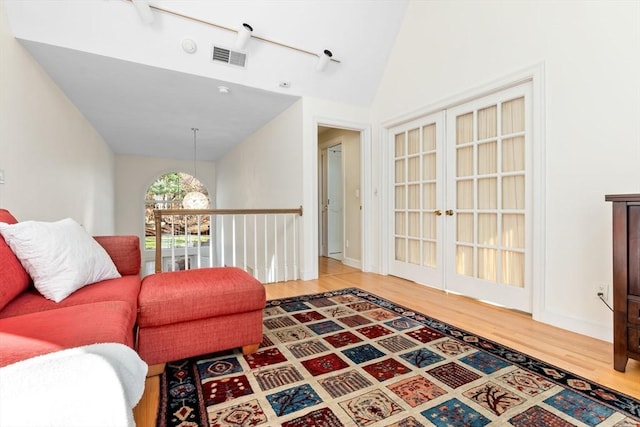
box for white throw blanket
[0,343,148,427]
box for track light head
[316,49,333,72]
[235,23,253,50]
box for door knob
[434,210,442,216]
[446,209,454,216]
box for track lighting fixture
[126,2,340,69]
[235,23,253,50]
[316,49,333,72]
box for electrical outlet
[595,283,609,300]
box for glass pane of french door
[446,83,532,312]
[389,112,444,288]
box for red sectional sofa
[0,208,266,373]
[0,209,141,367]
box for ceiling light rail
[124,0,340,66]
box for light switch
[0,169,4,184]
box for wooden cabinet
[605,194,640,372]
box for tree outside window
[144,172,210,250]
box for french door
[390,82,532,312]
[445,84,532,312]
[389,112,445,287]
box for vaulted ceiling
[4,0,409,160]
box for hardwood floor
[133,257,640,426]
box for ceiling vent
[212,46,247,68]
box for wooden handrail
[152,207,303,273]
[153,207,303,217]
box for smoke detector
[181,38,197,54]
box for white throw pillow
[0,218,121,302]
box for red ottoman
[136,267,265,373]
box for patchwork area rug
[158,288,640,427]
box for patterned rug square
[157,288,640,427]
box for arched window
[144,172,211,252]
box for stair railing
[151,207,303,283]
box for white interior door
[320,148,328,257]
[445,83,532,312]
[327,144,343,260]
[389,112,445,287]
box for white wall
[114,154,216,239]
[371,0,640,340]
[0,0,115,234]
[215,101,304,280]
[216,100,303,209]
[217,98,371,280]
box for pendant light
[182,128,210,209]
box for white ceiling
[4,0,409,161]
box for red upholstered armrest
[93,236,141,276]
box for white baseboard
[534,309,613,343]
[300,269,316,281]
[342,257,362,269]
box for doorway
[318,127,362,269]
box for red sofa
[0,209,141,367]
[1,208,266,374]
